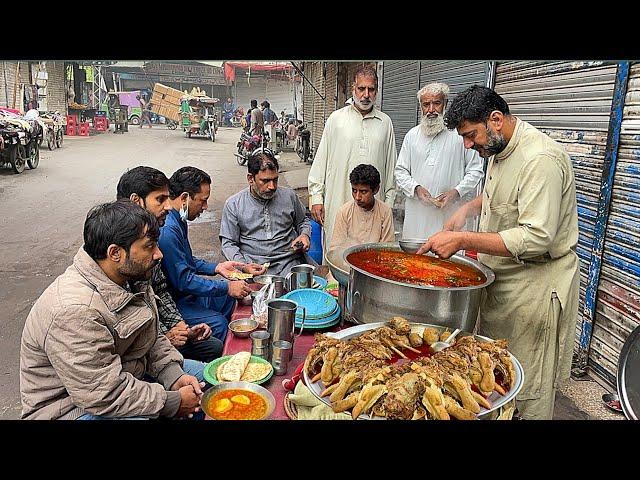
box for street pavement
[0,125,623,420]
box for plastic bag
[252,283,275,328]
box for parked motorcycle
[235,131,271,166]
[166,119,178,130]
[296,121,313,163]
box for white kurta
[395,126,484,239]
[308,104,397,253]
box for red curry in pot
[346,250,486,288]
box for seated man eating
[220,150,316,276]
[331,163,396,250]
[159,166,260,342]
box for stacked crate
[150,83,183,123]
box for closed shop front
[589,62,640,386]
[234,74,295,118]
[380,61,419,154]
[493,61,618,385]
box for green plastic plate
[203,354,274,386]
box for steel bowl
[343,243,495,331]
[399,238,428,254]
[228,318,258,338]
[326,246,350,287]
[201,381,276,420]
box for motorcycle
[230,108,244,128]
[235,130,271,166]
[296,121,313,163]
[166,119,178,130]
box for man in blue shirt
[159,166,263,342]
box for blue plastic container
[308,217,323,264]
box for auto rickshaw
[181,95,219,141]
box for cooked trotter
[422,327,440,345]
[320,383,340,398]
[329,370,359,402]
[447,372,480,413]
[471,390,492,410]
[311,372,322,383]
[494,383,507,396]
[409,332,424,348]
[478,351,496,393]
[320,347,339,385]
[422,385,450,420]
[389,316,412,335]
[444,395,477,420]
[499,355,517,390]
[332,391,359,413]
[351,384,387,419]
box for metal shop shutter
[46,61,67,114]
[494,61,617,360]
[324,62,338,122]
[381,61,420,153]
[265,75,295,117]
[419,61,490,97]
[234,75,267,113]
[311,62,326,151]
[590,62,640,386]
[302,62,315,126]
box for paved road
[0,125,308,419]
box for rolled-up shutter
[265,75,294,116]
[324,62,338,123]
[380,61,419,153]
[311,62,326,150]
[234,75,266,113]
[419,61,490,97]
[494,61,618,381]
[590,62,640,386]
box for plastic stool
[66,125,76,136]
[66,115,77,128]
[78,123,90,136]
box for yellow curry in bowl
[206,389,269,420]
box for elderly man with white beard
[394,82,484,240]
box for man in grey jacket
[20,200,204,420]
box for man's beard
[119,257,157,281]
[420,113,446,137]
[251,184,276,200]
[353,96,374,112]
[474,126,508,158]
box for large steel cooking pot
[326,246,350,287]
[343,243,495,332]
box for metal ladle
[430,328,462,353]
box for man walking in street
[308,64,397,253]
[250,99,264,136]
[137,94,152,129]
[117,166,223,363]
[395,82,484,240]
[20,201,204,420]
[417,85,580,420]
[159,166,261,342]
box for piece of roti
[219,351,252,382]
[241,362,273,382]
[227,271,253,280]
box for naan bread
[227,271,253,280]
[219,352,251,382]
[241,362,273,382]
[216,357,273,383]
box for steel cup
[266,299,306,360]
[285,264,315,291]
[271,340,292,375]
[250,330,271,360]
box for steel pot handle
[285,272,293,291]
[295,306,306,336]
